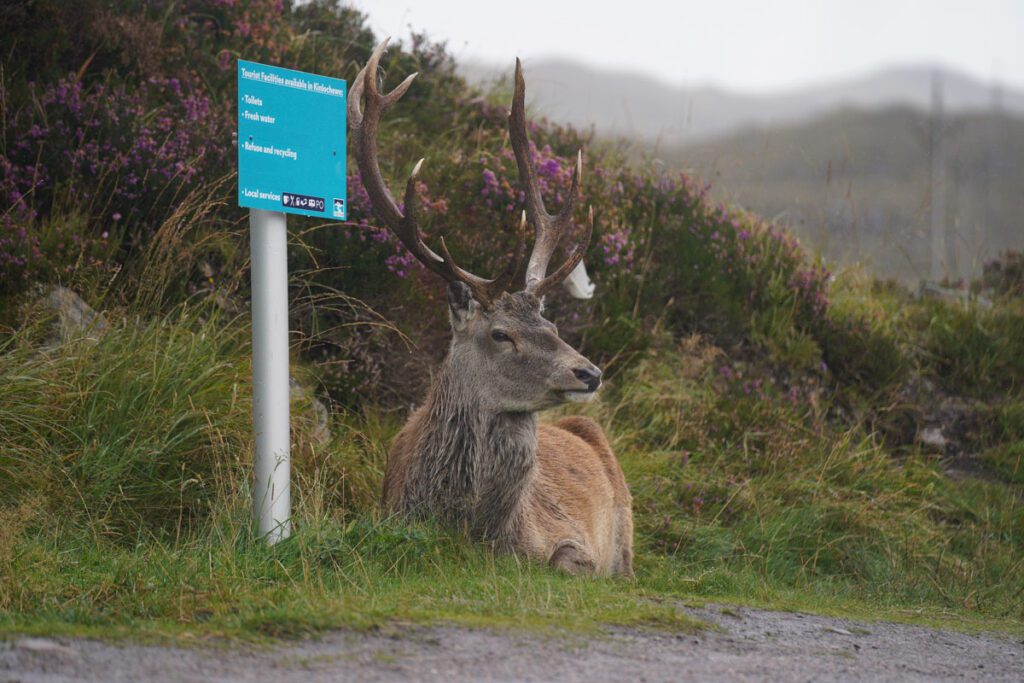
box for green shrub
[914,299,1024,397]
[976,249,1024,299]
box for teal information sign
[237,60,347,220]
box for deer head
[349,39,601,412]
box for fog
[361,0,1024,93]
[360,0,1024,282]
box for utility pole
[981,76,1002,275]
[928,70,947,283]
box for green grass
[3,0,1021,645]
[1,305,1022,642]
[912,298,1024,398]
[601,343,1023,618]
[1,514,711,641]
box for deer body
[350,40,633,577]
[382,320,633,576]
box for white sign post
[237,60,347,544]
[250,208,291,543]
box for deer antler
[509,59,593,300]
[348,38,526,308]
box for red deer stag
[348,39,633,577]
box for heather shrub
[0,74,226,285]
[4,0,1015,419]
[976,249,1024,299]
[816,314,907,397]
[816,274,908,393]
[2,0,844,398]
[560,163,833,370]
[0,209,121,295]
[912,298,1024,398]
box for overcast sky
[353,0,1024,93]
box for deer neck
[409,360,537,541]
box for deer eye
[491,330,512,343]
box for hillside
[461,60,1024,144]
[667,107,1024,281]
[1,0,1022,648]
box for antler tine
[509,59,584,295]
[349,39,430,258]
[350,38,523,307]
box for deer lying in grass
[348,40,633,577]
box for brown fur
[383,413,633,577]
[381,290,633,577]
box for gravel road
[2,604,1021,682]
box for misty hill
[666,107,1024,281]
[461,61,1024,144]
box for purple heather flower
[541,158,560,176]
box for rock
[16,637,78,657]
[918,425,948,451]
[825,627,854,636]
[290,375,331,446]
[37,287,333,446]
[43,286,107,343]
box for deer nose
[573,366,602,392]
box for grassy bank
[1,304,1021,641]
[1,0,1021,643]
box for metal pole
[929,70,947,283]
[250,208,291,543]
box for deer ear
[447,281,478,330]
